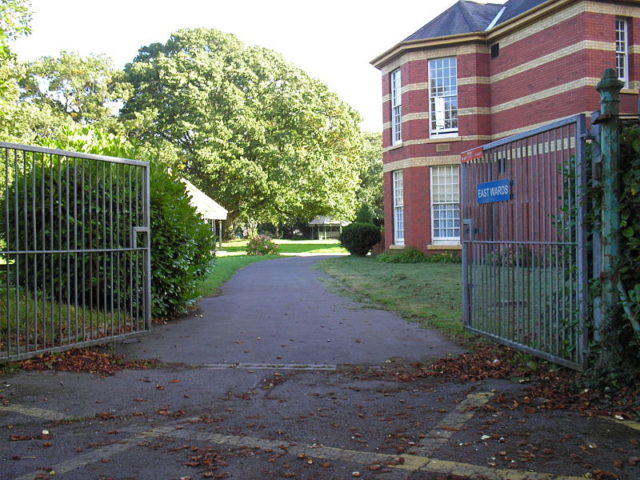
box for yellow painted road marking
[2,403,590,480]
[12,438,140,480]
[144,419,585,480]
[414,391,494,457]
[599,416,640,431]
[0,403,67,421]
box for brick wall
[377,0,640,252]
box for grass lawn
[220,239,347,255]
[317,256,466,338]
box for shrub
[376,247,427,263]
[375,247,461,264]
[149,164,216,317]
[0,157,140,312]
[339,222,381,256]
[1,127,216,319]
[246,235,279,256]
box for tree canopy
[0,0,30,62]
[0,0,31,130]
[356,132,383,224]
[122,28,366,226]
[19,51,132,126]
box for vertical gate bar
[569,124,577,361]
[516,141,522,342]
[551,126,558,357]
[100,162,111,333]
[133,167,138,328]
[543,129,550,354]
[49,154,55,348]
[64,156,70,344]
[128,166,133,328]
[3,147,10,358]
[536,133,542,349]
[115,163,121,334]
[80,158,86,340]
[40,154,46,347]
[109,162,114,335]
[143,163,151,330]
[548,129,555,354]
[461,160,470,328]
[22,150,29,351]
[13,149,20,354]
[560,126,568,356]
[73,157,78,340]
[575,115,588,366]
[88,158,94,338]
[567,124,574,358]
[30,150,38,351]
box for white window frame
[391,69,402,145]
[428,57,458,137]
[430,165,460,245]
[393,170,405,246]
[616,18,630,87]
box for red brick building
[372,0,640,252]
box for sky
[12,0,506,132]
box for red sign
[461,146,484,163]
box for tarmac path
[1,256,638,480]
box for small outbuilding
[181,178,227,247]
[308,216,350,240]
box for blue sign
[477,179,512,204]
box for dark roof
[405,1,503,41]
[404,0,550,42]
[496,0,549,25]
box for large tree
[0,0,30,70]
[19,51,131,126]
[355,131,383,224]
[121,28,365,226]
[0,0,31,127]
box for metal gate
[0,142,151,361]
[461,115,589,369]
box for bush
[246,235,279,256]
[149,164,216,317]
[375,247,461,264]
[586,125,640,387]
[376,247,427,263]
[339,222,381,256]
[0,157,140,311]
[1,127,216,319]
[0,156,216,319]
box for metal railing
[0,142,150,362]
[461,115,589,370]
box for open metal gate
[461,115,589,369]
[0,142,151,361]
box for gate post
[595,68,623,329]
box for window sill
[430,132,459,140]
[389,244,405,250]
[621,88,639,94]
[424,136,462,144]
[427,243,461,250]
[388,142,404,151]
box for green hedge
[149,164,216,317]
[0,158,140,312]
[339,222,381,256]
[1,127,216,319]
[0,158,215,319]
